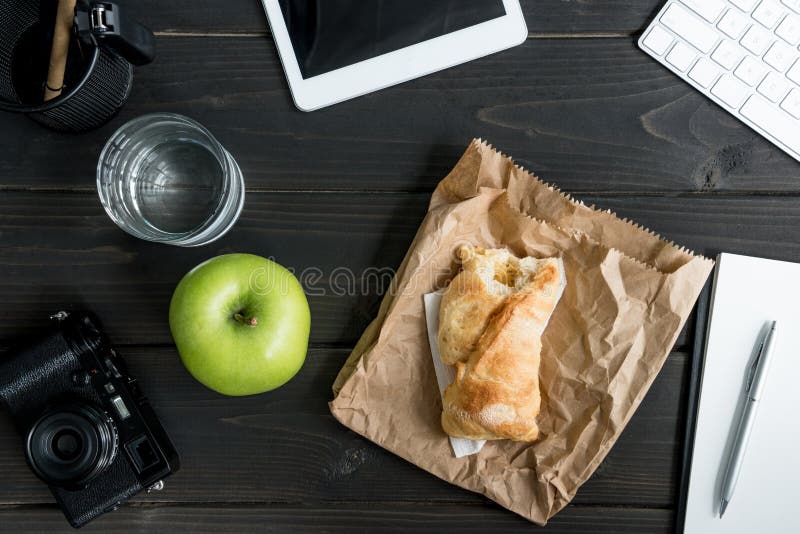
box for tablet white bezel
[261,0,528,111]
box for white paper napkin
[423,291,486,458]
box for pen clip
[745,341,764,394]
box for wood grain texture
[0,346,688,508]
[0,191,426,345]
[135,0,662,35]
[2,1,786,529]
[0,503,672,533]
[0,191,734,345]
[579,194,800,260]
[3,38,798,193]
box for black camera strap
[74,1,156,67]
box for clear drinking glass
[97,113,245,247]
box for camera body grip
[0,312,178,528]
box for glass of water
[97,113,245,247]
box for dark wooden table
[1,1,798,532]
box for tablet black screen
[278,0,507,79]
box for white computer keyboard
[639,0,800,162]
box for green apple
[169,253,310,396]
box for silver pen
[719,320,778,518]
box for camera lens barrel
[0,311,179,527]
[25,403,118,488]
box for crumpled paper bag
[329,139,713,525]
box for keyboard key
[782,88,800,117]
[776,14,800,43]
[640,2,800,162]
[667,42,698,71]
[689,57,723,87]
[642,26,674,55]
[753,0,786,28]
[712,40,746,69]
[735,56,770,85]
[680,0,726,22]
[712,75,751,107]
[758,71,793,101]
[764,40,798,70]
[718,9,751,38]
[661,4,720,53]
[740,24,774,54]
[783,0,800,14]
[741,96,800,155]
[732,0,759,10]
[788,59,800,83]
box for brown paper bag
[329,140,713,524]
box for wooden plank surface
[136,0,662,36]
[1,190,772,345]
[4,0,796,530]
[0,503,673,533]
[0,346,687,507]
[0,191,426,345]
[3,38,798,193]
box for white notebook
[685,253,800,534]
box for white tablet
[261,1,528,111]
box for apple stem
[233,313,258,327]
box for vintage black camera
[0,311,179,528]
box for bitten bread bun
[438,245,565,442]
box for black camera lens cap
[25,403,118,488]
[52,428,83,461]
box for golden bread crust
[438,245,564,442]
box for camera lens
[52,429,82,461]
[25,403,118,488]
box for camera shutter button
[71,370,92,387]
